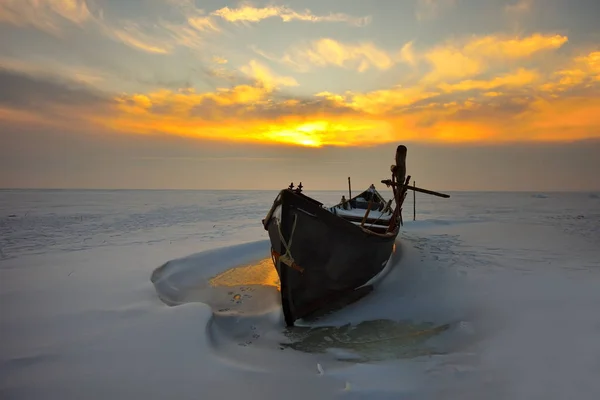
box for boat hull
[264,189,398,326]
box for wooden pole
[360,198,373,227]
[387,175,411,232]
[348,177,352,199]
[380,180,450,198]
[413,180,416,221]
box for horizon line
[1,187,599,193]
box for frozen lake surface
[1,189,600,399]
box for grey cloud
[186,93,360,121]
[0,68,110,109]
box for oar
[380,179,450,198]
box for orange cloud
[92,40,599,147]
[379,92,600,144]
[422,47,484,82]
[259,33,567,80]
[525,96,600,141]
[106,87,393,147]
[99,77,400,148]
[422,33,568,82]
[2,25,599,149]
[211,4,370,26]
[419,120,499,142]
[105,114,393,148]
[255,32,566,80]
[438,68,539,92]
[115,85,269,114]
[345,86,438,114]
[542,51,600,92]
[7,72,600,148]
[101,78,599,150]
[464,34,567,60]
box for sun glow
[86,36,600,148]
[103,104,398,147]
[262,121,328,147]
[252,119,396,147]
[1,0,600,151]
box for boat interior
[328,186,395,234]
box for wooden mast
[413,180,416,221]
[384,145,409,233]
[348,177,352,199]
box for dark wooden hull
[264,189,399,326]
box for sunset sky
[1,0,599,191]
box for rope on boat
[276,213,304,273]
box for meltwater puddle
[282,319,453,362]
[150,238,472,368]
[151,240,281,316]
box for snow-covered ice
[1,189,600,399]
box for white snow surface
[1,189,600,399]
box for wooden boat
[262,145,448,326]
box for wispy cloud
[505,0,535,15]
[187,15,219,32]
[106,22,173,54]
[211,3,370,26]
[99,8,220,55]
[0,0,91,35]
[254,38,403,72]
[212,56,228,64]
[0,0,220,55]
[398,41,418,67]
[239,60,298,90]
[415,0,457,21]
